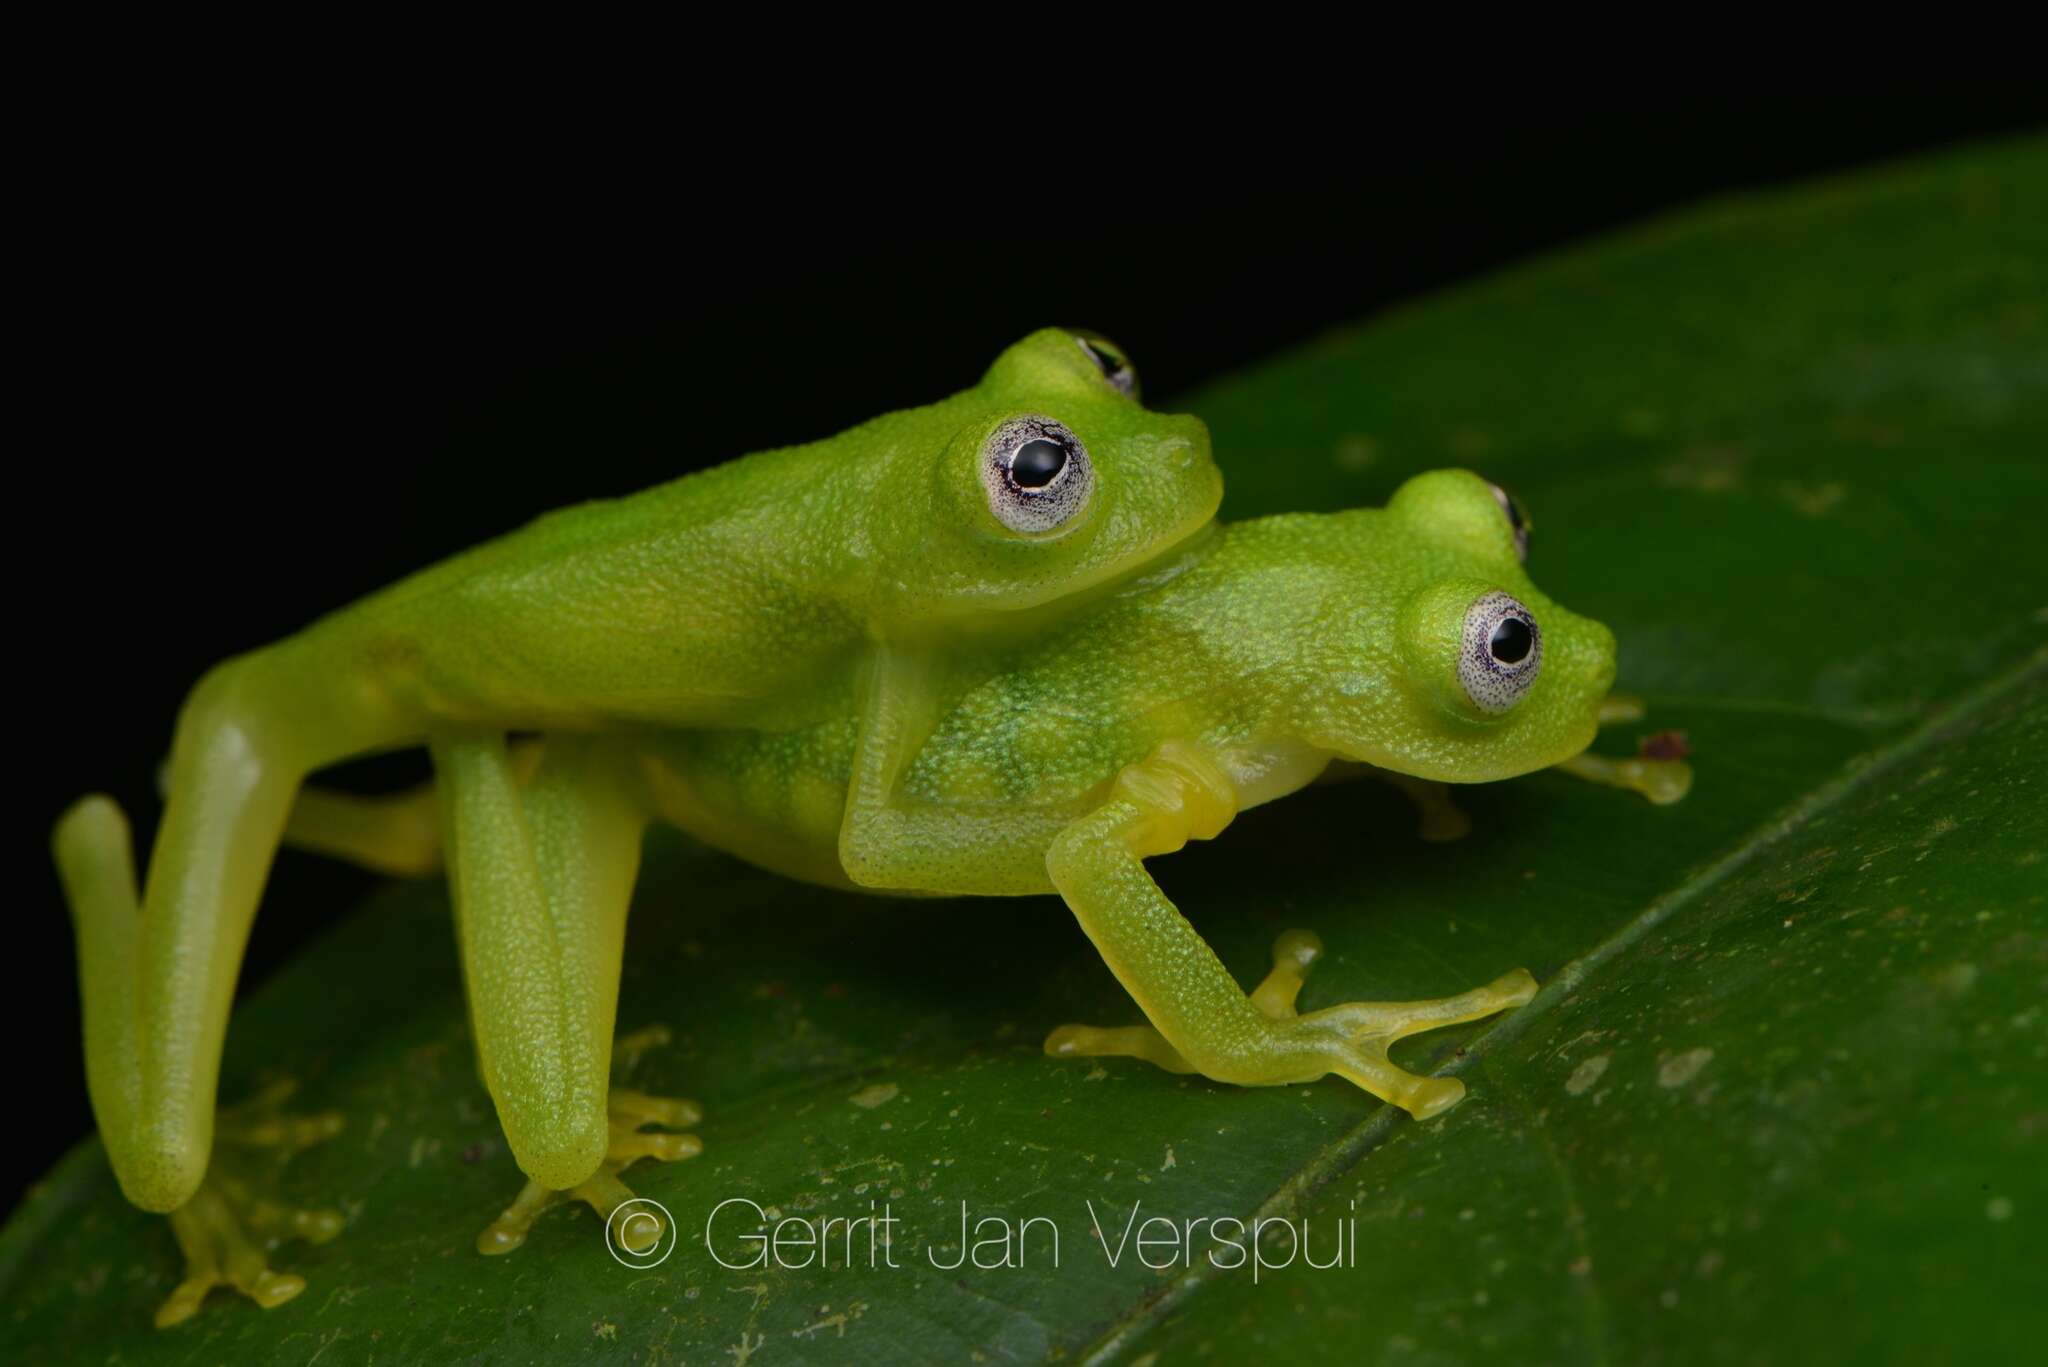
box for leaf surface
[5,136,2044,1365]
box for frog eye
[1458,590,1543,714]
[982,415,1095,534]
[1486,481,1530,563]
[1067,329,1140,400]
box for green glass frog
[54,330,1685,1325]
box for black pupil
[1489,616,1533,664]
[1011,438,1067,489]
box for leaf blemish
[1566,1055,1611,1096]
[1657,1048,1715,1089]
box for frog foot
[1047,930,1537,1121]
[154,1079,345,1329]
[476,1028,703,1257]
[1561,693,1694,804]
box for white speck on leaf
[1566,1055,1611,1096]
[849,1083,898,1110]
[1658,1048,1715,1089]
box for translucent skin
[657,471,1617,896]
[53,359,1666,1325]
[54,327,1222,1220]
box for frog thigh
[429,734,646,1191]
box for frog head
[1295,469,1618,781]
[871,328,1222,620]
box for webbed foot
[154,1079,344,1328]
[1047,930,1536,1120]
[475,1026,703,1256]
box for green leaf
[7,135,2044,1365]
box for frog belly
[633,727,863,891]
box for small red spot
[1638,730,1692,760]
[823,983,847,1000]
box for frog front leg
[1041,743,1536,1120]
[1551,693,1693,804]
[427,735,701,1253]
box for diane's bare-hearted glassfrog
[54,329,1687,1325]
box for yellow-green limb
[1043,742,1536,1120]
[430,734,648,1192]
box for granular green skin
[51,329,1637,1327]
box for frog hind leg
[277,781,445,877]
[278,740,544,877]
[153,1079,346,1328]
[53,650,409,1216]
[1042,743,1537,1121]
[475,1027,704,1256]
[430,736,702,1229]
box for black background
[14,99,2042,1208]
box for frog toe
[1305,966,1538,1119]
[151,1079,345,1328]
[1044,1021,1196,1072]
[1248,928,1324,1017]
[475,1088,703,1256]
[213,1077,346,1157]
[476,1029,702,1257]
[157,1186,284,1328]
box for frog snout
[1562,616,1619,705]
